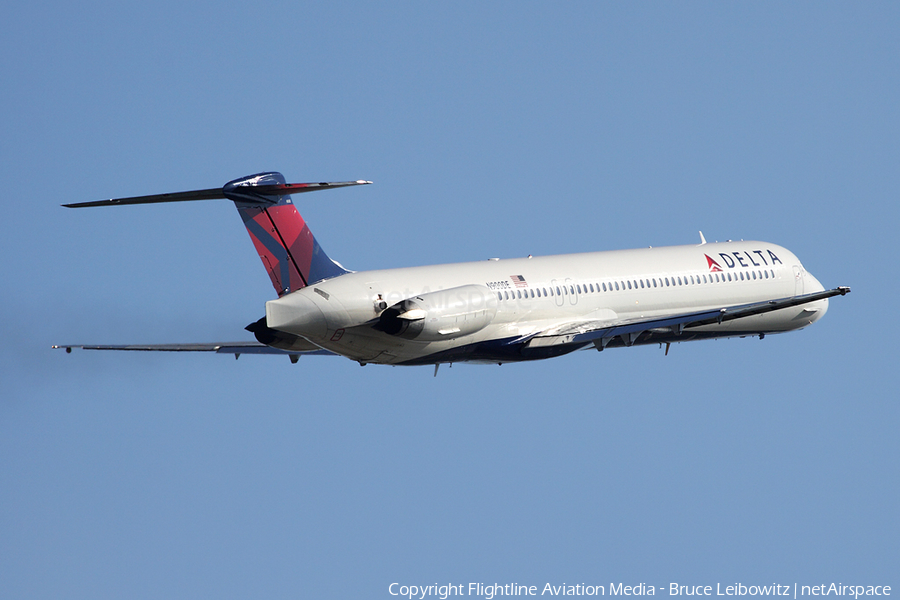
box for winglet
[699,231,707,245]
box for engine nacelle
[245,316,324,352]
[375,284,498,341]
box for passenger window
[498,292,502,301]
[530,289,535,298]
[602,282,607,292]
[727,273,732,282]
[504,291,509,299]
[626,281,631,290]
[677,277,682,285]
[653,279,657,287]
[763,271,768,279]
[640,280,644,288]
[665,277,669,286]
[615,282,619,291]
[577,284,582,294]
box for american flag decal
[511,275,528,288]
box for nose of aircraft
[802,269,829,322]
[803,268,826,294]
[266,291,328,339]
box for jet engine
[374,284,498,341]
[245,316,324,352]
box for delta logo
[704,249,783,271]
[705,254,723,272]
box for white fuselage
[265,241,828,365]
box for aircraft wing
[526,286,851,349]
[52,342,337,359]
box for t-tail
[224,172,355,295]
[64,172,370,296]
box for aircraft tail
[63,171,370,297]
[224,172,353,296]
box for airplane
[55,171,850,372]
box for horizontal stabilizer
[61,171,365,295]
[63,179,372,208]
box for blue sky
[1,2,897,598]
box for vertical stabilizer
[224,172,350,296]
